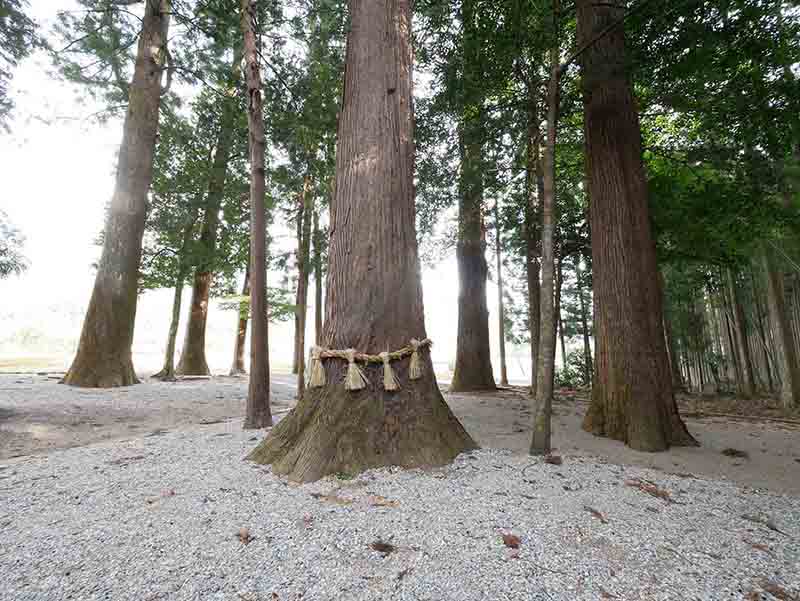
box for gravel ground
[1,422,798,601]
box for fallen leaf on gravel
[745,539,772,555]
[368,495,399,507]
[310,492,353,506]
[544,455,563,465]
[501,533,521,549]
[237,527,253,545]
[721,448,749,459]
[599,588,617,599]
[762,580,799,601]
[625,478,673,503]
[161,489,175,497]
[584,505,608,524]
[371,540,396,556]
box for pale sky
[0,0,531,381]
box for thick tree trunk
[176,51,242,376]
[241,0,271,429]
[726,268,756,397]
[313,208,323,346]
[761,246,800,408]
[63,0,170,388]
[525,79,542,393]
[248,0,476,481]
[577,0,696,450]
[450,0,495,392]
[295,176,314,397]
[577,257,593,387]
[530,32,559,455]
[230,263,250,376]
[494,203,509,386]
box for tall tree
[248,0,476,482]
[494,202,509,386]
[294,176,314,396]
[63,0,171,388]
[0,0,38,130]
[577,0,695,450]
[230,262,250,376]
[176,46,244,376]
[450,0,495,392]
[241,0,271,429]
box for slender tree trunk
[577,257,593,387]
[177,49,242,376]
[248,0,476,481]
[313,208,323,346]
[241,0,271,429]
[726,268,756,397]
[525,78,542,393]
[450,0,495,392]
[230,263,250,376]
[152,215,197,381]
[558,266,567,368]
[530,17,559,455]
[295,176,314,397]
[494,203,509,386]
[64,0,170,388]
[577,0,696,450]
[762,245,800,408]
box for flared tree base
[63,356,139,388]
[176,353,210,377]
[582,386,698,451]
[151,366,177,382]
[248,360,477,482]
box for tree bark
[525,78,542,393]
[176,49,242,376]
[313,207,323,346]
[63,0,170,388]
[450,0,495,392]
[530,25,559,455]
[248,0,476,481]
[726,268,756,397]
[577,256,593,387]
[295,176,314,397]
[241,0,271,429]
[494,203,509,386]
[230,262,250,376]
[761,245,800,408]
[577,0,696,450]
[557,261,567,367]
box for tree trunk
[525,79,542,393]
[176,50,242,377]
[241,0,272,429]
[450,0,495,392]
[295,176,314,397]
[494,203,509,386]
[153,215,197,381]
[761,245,800,408]
[63,0,170,388]
[577,257,593,387]
[248,0,476,481]
[230,263,250,376]
[726,268,756,397]
[530,27,559,455]
[577,0,696,450]
[557,262,567,368]
[313,208,323,346]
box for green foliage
[0,209,27,277]
[218,287,295,324]
[555,350,590,390]
[0,0,39,129]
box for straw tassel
[409,338,424,380]
[379,351,400,391]
[308,346,326,388]
[343,349,367,391]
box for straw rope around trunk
[307,338,432,390]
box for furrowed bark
[241,0,271,429]
[248,0,476,481]
[64,0,171,388]
[577,0,696,450]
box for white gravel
[1,422,798,601]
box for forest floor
[1,373,799,600]
[1,373,798,495]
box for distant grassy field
[0,356,68,372]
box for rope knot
[343,349,367,390]
[379,351,399,391]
